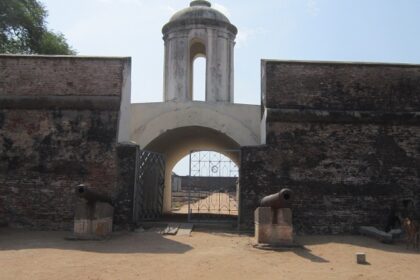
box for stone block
[94,202,114,220]
[254,207,272,224]
[92,217,113,237]
[356,253,367,264]
[74,219,92,235]
[255,223,293,245]
[93,202,114,236]
[74,201,114,238]
[273,208,292,226]
[254,207,294,245]
[255,207,292,226]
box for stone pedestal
[255,207,293,246]
[73,200,114,239]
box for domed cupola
[162,1,237,102]
[163,1,237,34]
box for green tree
[0,0,76,54]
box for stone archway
[144,126,241,213]
[131,101,261,149]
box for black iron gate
[133,149,165,224]
[187,150,240,223]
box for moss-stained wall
[0,55,134,229]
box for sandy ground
[173,192,238,214]
[0,228,419,280]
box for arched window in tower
[193,57,206,101]
[190,40,206,101]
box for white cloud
[236,30,249,46]
[306,0,320,16]
[213,3,231,17]
[236,27,267,48]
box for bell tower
[162,0,238,102]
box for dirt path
[0,228,419,280]
[173,192,238,214]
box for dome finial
[190,1,211,8]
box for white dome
[169,1,230,24]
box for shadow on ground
[249,233,419,263]
[294,235,420,255]
[292,247,330,263]
[1,228,419,257]
[0,228,192,254]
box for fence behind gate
[187,150,240,223]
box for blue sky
[42,0,420,105]
[41,0,420,175]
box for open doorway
[171,150,240,224]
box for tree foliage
[0,0,75,54]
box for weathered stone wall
[172,175,237,192]
[262,61,420,111]
[0,55,133,229]
[241,60,420,234]
[0,55,124,97]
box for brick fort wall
[240,61,420,234]
[0,55,134,229]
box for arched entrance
[130,102,261,225]
[144,126,241,216]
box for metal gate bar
[187,150,240,224]
[133,149,165,225]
